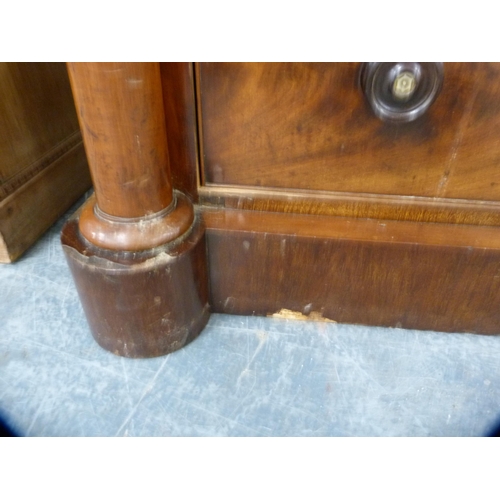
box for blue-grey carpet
[1,194,500,436]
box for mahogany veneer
[62,62,500,358]
[62,63,209,358]
[0,63,91,262]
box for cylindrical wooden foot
[62,62,210,357]
[61,195,210,358]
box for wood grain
[67,63,195,252]
[0,142,91,263]
[204,208,500,334]
[78,190,194,252]
[62,62,211,357]
[198,63,500,210]
[160,63,199,201]
[62,212,210,358]
[0,62,81,197]
[67,62,173,219]
[199,184,500,226]
[0,62,91,262]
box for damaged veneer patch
[268,308,336,323]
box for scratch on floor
[275,401,326,424]
[120,357,134,410]
[236,332,268,386]
[114,356,169,436]
[172,396,261,435]
[60,279,73,310]
[26,393,48,437]
[10,336,135,382]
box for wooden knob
[360,62,443,123]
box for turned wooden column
[61,63,210,358]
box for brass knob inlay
[392,71,417,101]
[359,62,444,123]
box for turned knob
[360,62,444,123]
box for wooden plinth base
[61,204,210,358]
[204,208,500,335]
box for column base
[61,198,210,358]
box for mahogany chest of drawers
[62,63,500,357]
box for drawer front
[197,62,500,202]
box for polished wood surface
[199,184,500,226]
[160,62,199,201]
[78,190,194,252]
[67,62,173,218]
[203,207,500,249]
[198,63,500,223]
[0,62,91,263]
[63,62,210,357]
[60,62,500,357]
[1,143,90,263]
[68,63,193,252]
[62,213,210,358]
[0,63,81,200]
[204,208,500,334]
